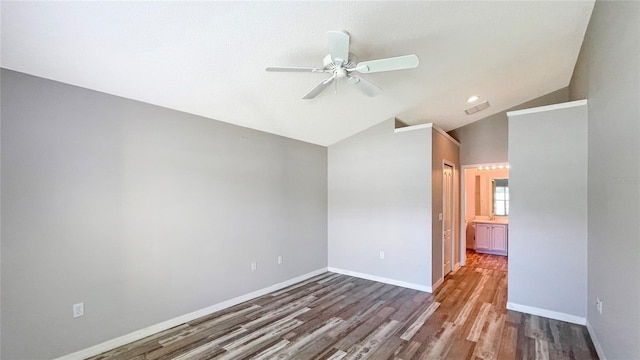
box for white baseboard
[506,302,586,325]
[586,320,607,360]
[327,267,432,293]
[55,268,328,360]
[432,277,444,292]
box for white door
[443,164,454,275]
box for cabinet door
[475,224,491,249]
[491,224,508,252]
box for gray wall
[569,1,640,358]
[0,69,328,359]
[0,67,2,360]
[508,103,588,319]
[328,119,433,288]
[431,130,460,284]
[449,88,569,165]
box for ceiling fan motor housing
[323,54,357,75]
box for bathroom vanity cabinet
[474,221,508,256]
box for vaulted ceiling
[0,1,594,146]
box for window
[493,179,509,216]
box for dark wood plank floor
[89,251,598,359]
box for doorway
[460,164,510,267]
[442,163,454,276]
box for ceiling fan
[266,31,419,99]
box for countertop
[471,218,509,225]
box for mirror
[492,179,509,216]
[474,175,481,216]
[465,167,509,220]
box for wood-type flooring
[89,251,597,359]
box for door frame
[459,162,508,267]
[442,160,456,278]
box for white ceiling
[1,1,594,146]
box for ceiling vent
[465,100,490,115]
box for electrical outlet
[73,303,84,318]
[277,255,283,264]
[251,262,257,271]
[379,251,385,259]
[596,298,603,314]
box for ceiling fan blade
[355,54,419,73]
[348,76,382,97]
[327,30,350,66]
[303,76,335,99]
[266,66,325,72]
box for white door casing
[443,163,454,276]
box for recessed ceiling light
[467,95,479,103]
